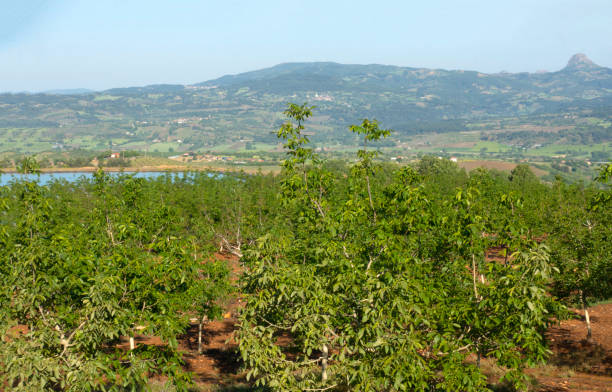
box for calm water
[0,171,192,186]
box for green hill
[0,54,610,154]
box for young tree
[237,104,563,391]
[547,165,612,341]
[17,156,40,174]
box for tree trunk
[129,336,135,351]
[472,254,479,300]
[366,174,376,224]
[580,290,593,342]
[585,308,593,342]
[503,245,509,266]
[321,344,328,382]
[198,315,208,354]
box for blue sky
[1,0,611,92]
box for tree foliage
[0,171,236,391]
[545,164,612,340]
[237,104,565,391]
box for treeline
[0,105,611,390]
[0,151,146,169]
[490,125,612,146]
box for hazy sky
[1,0,611,92]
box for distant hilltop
[564,53,600,70]
[42,88,96,95]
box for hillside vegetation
[1,54,610,162]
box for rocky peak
[564,53,599,70]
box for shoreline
[0,164,280,175]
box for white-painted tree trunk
[583,222,594,342]
[321,344,328,382]
[580,290,593,342]
[472,255,479,300]
[585,307,593,341]
[198,315,207,354]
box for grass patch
[590,297,612,307]
[523,143,609,158]
[93,95,121,101]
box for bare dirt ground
[458,160,548,177]
[535,303,612,391]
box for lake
[0,171,194,186]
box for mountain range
[0,54,610,152]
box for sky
[1,0,611,92]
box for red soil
[537,303,612,391]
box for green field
[523,143,610,158]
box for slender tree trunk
[129,336,135,351]
[472,254,479,300]
[365,174,376,223]
[579,290,593,342]
[321,344,328,382]
[362,136,376,224]
[583,221,593,342]
[503,245,508,266]
[198,321,203,354]
[585,308,593,342]
[474,255,483,369]
[198,315,207,354]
